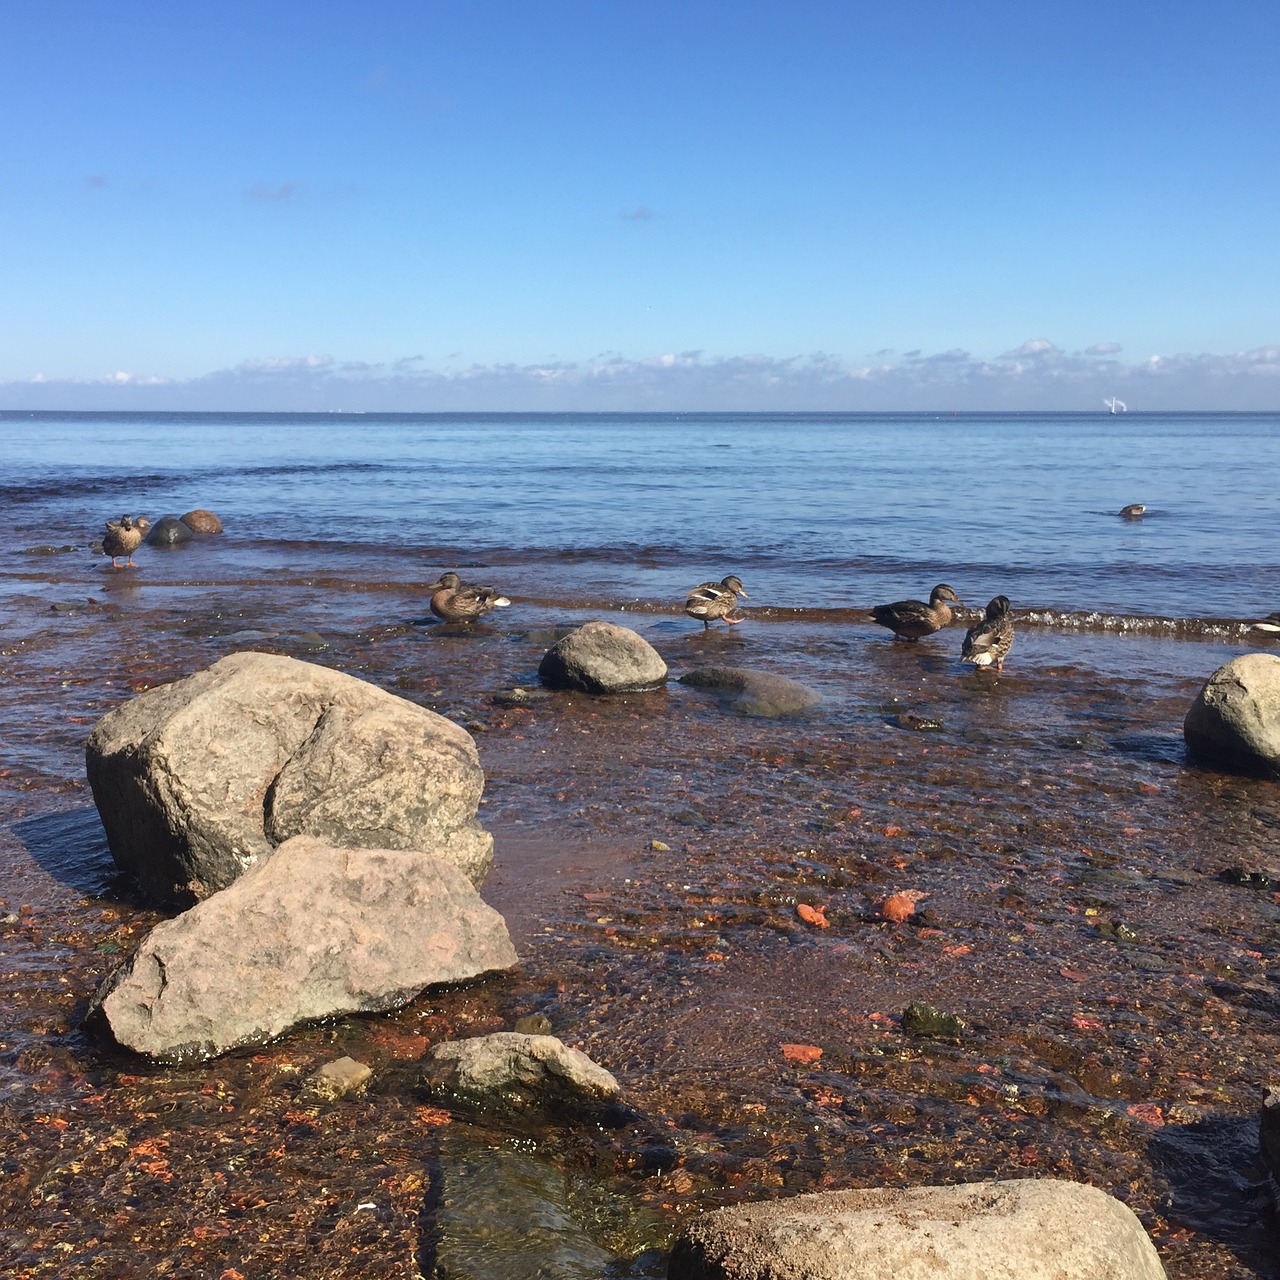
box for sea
[2,409,1277,623]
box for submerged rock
[86,651,494,907]
[1262,1087,1280,1198]
[538,621,667,694]
[492,686,554,707]
[512,1013,553,1035]
[179,508,223,534]
[426,1141,666,1280]
[144,515,195,547]
[420,1032,622,1114]
[668,1179,1168,1280]
[679,666,820,717]
[1184,653,1280,775]
[895,711,945,732]
[305,1055,374,1101]
[901,1000,966,1040]
[88,835,518,1061]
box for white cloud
[3,342,1279,411]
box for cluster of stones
[145,508,225,546]
[86,651,514,1060]
[79,620,1260,1275]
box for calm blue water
[2,410,1277,619]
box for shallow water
[1,412,1279,1278]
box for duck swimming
[101,515,150,569]
[1251,611,1280,635]
[685,575,749,628]
[1119,503,1146,519]
[961,595,1015,670]
[425,571,512,623]
[871,583,960,642]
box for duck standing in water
[685,575,749,628]
[101,515,151,569]
[961,595,1015,670]
[870,583,960,641]
[426,571,512,623]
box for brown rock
[180,508,224,534]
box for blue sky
[2,0,1277,409]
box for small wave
[1017,609,1269,639]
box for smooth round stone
[145,515,195,547]
[180,509,224,535]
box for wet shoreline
[2,560,1280,1278]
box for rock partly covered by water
[86,651,494,907]
[179,508,223,534]
[88,836,518,1061]
[420,1032,622,1114]
[668,1179,1168,1280]
[1261,1087,1280,1197]
[304,1056,374,1101]
[144,515,195,547]
[537,621,667,694]
[679,666,821,717]
[1184,653,1280,775]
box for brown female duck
[961,595,1015,670]
[426,571,511,622]
[684,575,749,628]
[101,515,150,569]
[871,583,961,641]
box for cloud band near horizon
[4,341,1279,413]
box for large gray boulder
[86,651,493,907]
[88,835,518,1061]
[420,1031,622,1113]
[1184,653,1280,775]
[680,666,821,717]
[668,1179,1167,1280]
[538,621,667,694]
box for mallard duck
[870,583,960,641]
[1119,503,1146,518]
[961,595,1015,670]
[101,515,151,569]
[685,575,749,628]
[426,571,511,622]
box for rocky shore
[1,573,1278,1279]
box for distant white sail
[1104,397,1127,414]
